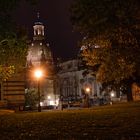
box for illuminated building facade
[26,13,56,106]
[54,59,102,106]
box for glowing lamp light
[40,102,43,106]
[34,70,43,79]
[85,87,90,93]
[48,96,51,99]
[111,92,115,97]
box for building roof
[34,12,43,25]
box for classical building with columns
[54,59,102,106]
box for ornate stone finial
[37,12,40,19]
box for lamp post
[110,90,115,105]
[85,87,90,108]
[34,69,43,112]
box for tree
[71,0,140,101]
[25,88,38,109]
[0,0,38,81]
[0,31,28,80]
[25,88,45,110]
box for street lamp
[110,90,115,105]
[85,87,91,108]
[34,69,43,112]
[111,92,115,97]
[85,87,90,94]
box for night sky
[15,0,81,61]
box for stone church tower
[27,13,53,68]
[26,13,55,107]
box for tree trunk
[116,85,120,98]
[126,82,133,102]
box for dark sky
[15,0,81,61]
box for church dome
[27,13,53,68]
[34,21,43,25]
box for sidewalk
[0,109,15,114]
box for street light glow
[48,96,51,99]
[34,69,43,79]
[111,91,115,97]
[85,87,90,93]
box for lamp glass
[35,70,42,79]
[86,87,90,93]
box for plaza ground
[0,102,140,140]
